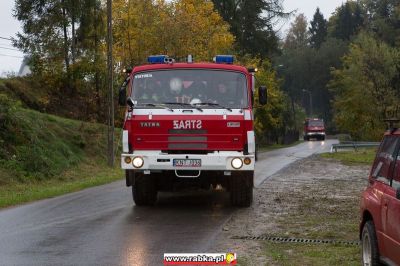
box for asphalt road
[0,139,337,266]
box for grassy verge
[262,178,362,265]
[320,148,376,165]
[266,242,359,266]
[0,161,123,208]
[0,95,123,208]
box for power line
[0,53,24,59]
[0,46,21,52]
[0,36,12,41]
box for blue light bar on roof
[148,55,167,64]
[214,55,234,64]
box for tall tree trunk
[94,1,101,119]
[61,0,71,94]
[71,14,76,65]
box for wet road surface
[0,140,337,266]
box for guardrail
[330,142,380,153]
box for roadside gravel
[212,155,370,265]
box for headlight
[132,157,144,168]
[231,158,243,169]
[243,157,251,165]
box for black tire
[230,171,253,207]
[321,136,325,141]
[132,173,157,206]
[361,220,380,266]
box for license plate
[173,159,201,167]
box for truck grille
[167,129,208,150]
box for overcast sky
[0,0,346,76]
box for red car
[360,131,400,265]
[303,118,326,141]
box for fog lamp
[244,157,251,165]
[124,157,132,164]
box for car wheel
[361,220,380,266]
[132,173,157,206]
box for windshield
[307,120,324,127]
[131,69,248,109]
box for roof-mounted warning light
[214,55,234,64]
[147,55,175,64]
[248,67,258,73]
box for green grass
[0,95,123,208]
[265,243,359,266]
[321,148,376,165]
[258,172,366,265]
[0,161,123,208]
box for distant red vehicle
[303,118,325,141]
[360,130,400,265]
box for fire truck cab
[303,118,326,141]
[118,55,266,207]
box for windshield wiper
[192,102,232,112]
[136,103,174,112]
[162,102,203,112]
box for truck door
[370,135,398,257]
[384,152,400,264]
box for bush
[0,94,20,159]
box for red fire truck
[303,118,326,141]
[118,55,267,207]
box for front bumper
[306,132,326,137]
[121,150,255,171]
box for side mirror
[396,188,400,200]
[118,76,130,106]
[258,86,267,105]
[118,86,126,106]
[126,97,135,108]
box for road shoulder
[212,155,369,265]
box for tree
[309,8,327,49]
[212,0,289,58]
[284,14,309,49]
[241,58,286,144]
[331,32,400,140]
[361,0,400,47]
[113,0,234,65]
[13,0,108,122]
[328,1,365,41]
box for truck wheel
[132,173,157,206]
[361,220,380,266]
[230,171,253,207]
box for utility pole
[302,89,313,117]
[107,0,114,167]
